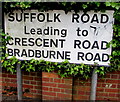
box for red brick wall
[2,70,120,101]
[2,70,42,99]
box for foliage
[1,2,120,79]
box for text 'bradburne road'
[5,10,114,66]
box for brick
[36,81,41,85]
[42,91,56,97]
[37,72,42,76]
[24,93,33,98]
[10,79,17,83]
[8,83,17,87]
[23,80,29,84]
[30,81,37,85]
[61,79,64,83]
[8,74,16,78]
[54,79,61,83]
[64,79,72,84]
[49,78,54,82]
[78,91,86,95]
[42,82,57,87]
[96,97,105,100]
[23,84,33,88]
[111,75,118,79]
[97,92,109,97]
[2,74,8,77]
[109,93,117,97]
[74,86,90,91]
[106,79,119,83]
[105,89,118,93]
[42,95,51,100]
[98,79,105,82]
[53,88,60,92]
[64,89,72,94]
[2,83,7,86]
[31,89,37,93]
[42,87,49,91]
[23,72,29,75]
[57,93,71,98]
[42,72,60,78]
[74,82,79,85]
[23,76,33,80]
[34,77,41,81]
[97,88,104,92]
[58,84,72,89]
[34,86,41,90]
[49,87,53,91]
[74,95,89,100]
[36,90,42,94]
[42,78,50,82]
[30,72,36,76]
[5,79,10,82]
[105,74,111,78]
[33,95,42,99]
[61,89,65,93]
[117,84,120,88]
[85,82,91,86]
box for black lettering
[50,39,58,47]
[82,40,90,49]
[30,28,36,35]
[16,13,22,22]
[6,37,13,45]
[43,39,49,47]
[101,14,109,23]
[61,29,67,37]
[42,50,48,58]
[74,40,81,48]
[59,39,65,48]
[78,52,84,60]
[21,49,27,57]
[54,13,61,22]
[24,13,29,22]
[93,53,101,61]
[65,51,71,60]
[28,38,34,46]
[8,13,14,22]
[22,38,27,46]
[81,14,90,23]
[57,51,64,59]
[82,30,88,36]
[28,49,34,57]
[76,27,81,36]
[72,14,79,23]
[15,38,21,46]
[91,14,99,23]
[30,13,36,22]
[47,13,52,22]
[101,41,108,50]
[35,50,41,58]
[91,41,99,49]
[50,51,56,59]
[43,27,49,35]
[37,13,45,22]
[35,38,42,47]
[102,53,109,62]
[85,53,93,61]
[14,49,20,57]
[7,48,13,56]
[24,26,30,34]
[37,28,42,35]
